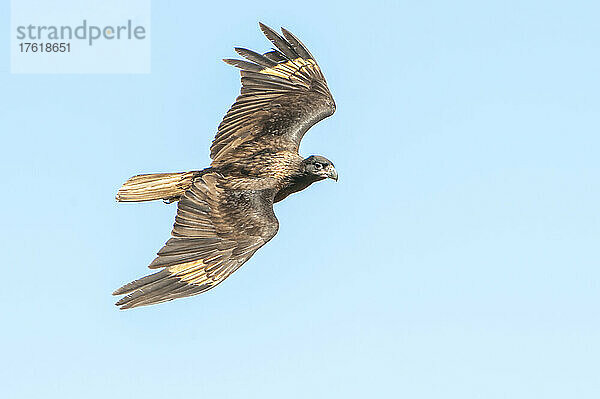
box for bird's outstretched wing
[212,23,335,163]
[113,173,279,309]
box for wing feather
[210,23,335,163]
[280,27,314,60]
[234,48,278,68]
[222,59,263,72]
[258,22,298,60]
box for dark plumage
[114,23,337,309]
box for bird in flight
[113,23,337,309]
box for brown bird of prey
[113,23,337,309]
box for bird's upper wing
[211,23,336,163]
[113,173,279,309]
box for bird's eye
[314,163,323,170]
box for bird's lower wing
[113,173,279,309]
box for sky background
[2,1,599,398]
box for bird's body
[114,23,337,309]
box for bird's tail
[116,171,202,202]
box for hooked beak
[327,166,338,182]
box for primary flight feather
[114,23,337,309]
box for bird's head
[302,155,338,182]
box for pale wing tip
[112,286,126,296]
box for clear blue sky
[2,1,599,398]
